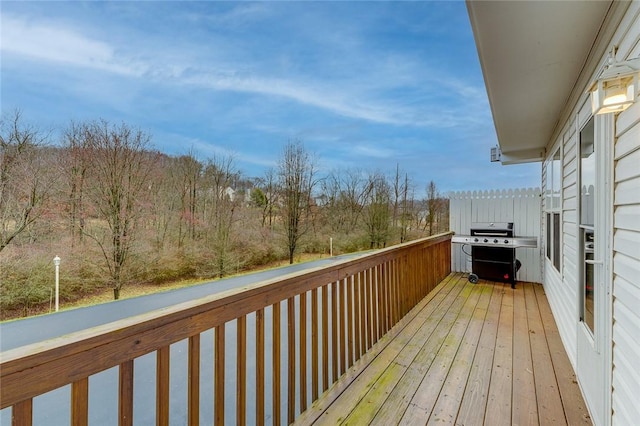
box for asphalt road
[0,254,361,424]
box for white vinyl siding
[539,5,640,423]
[543,128,579,367]
[612,96,640,426]
[609,4,640,424]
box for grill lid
[470,222,514,236]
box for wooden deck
[296,273,591,425]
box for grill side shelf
[451,235,537,248]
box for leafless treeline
[0,111,448,314]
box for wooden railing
[1,233,452,425]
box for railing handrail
[1,232,453,419]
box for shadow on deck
[296,273,591,425]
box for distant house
[223,187,235,202]
[468,1,640,424]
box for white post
[53,256,61,312]
[330,237,333,257]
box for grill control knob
[493,239,498,244]
[483,238,488,243]
[504,239,509,244]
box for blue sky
[1,1,539,194]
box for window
[579,117,595,332]
[544,148,562,272]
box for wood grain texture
[11,399,32,426]
[295,275,457,425]
[321,284,329,393]
[119,360,134,426]
[156,346,170,426]
[294,278,589,426]
[187,336,199,426]
[287,297,296,424]
[0,234,453,425]
[533,284,591,424]
[237,316,247,426]
[214,324,225,425]
[311,289,319,402]
[71,377,88,426]
[272,303,281,426]
[511,283,538,426]
[255,309,265,426]
[484,285,513,426]
[300,293,308,412]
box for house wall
[611,83,640,425]
[542,126,579,364]
[541,3,640,424]
[449,188,542,283]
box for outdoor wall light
[589,52,640,115]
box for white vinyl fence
[449,188,542,283]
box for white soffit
[466,0,612,163]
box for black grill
[470,222,520,288]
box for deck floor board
[295,273,591,426]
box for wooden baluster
[422,247,428,297]
[256,309,265,426]
[387,262,392,329]
[387,260,395,327]
[366,269,374,349]
[215,324,225,425]
[287,297,296,424]
[71,377,88,426]
[311,288,319,401]
[188,336,200,426]
[376,265,382,341]
[299,292,308,412]
[347,275,354,369]
[353,272,362,362]
[237,316,247,426]
[338,279,346,376]
[331,282,338,383]
[359,271,367,355]
[272,302,281,425]
[379,263,387,334]
[403,251,409,310]
[11,399,32,426]
[157,346,170,426]
[321,285,329,392]
[393,259,400,325]
[119,360,134,426]
[371,267,380,345]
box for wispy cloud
[1,10,485,130]
[0,1,537,192]
[1,15,147,76]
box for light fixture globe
[589,57,640,115]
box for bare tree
[83,120,159,299]
[147,154,180,252]
[320,171,343,233]
[62,121,92,246]
[253,168,278,229]
[278,140,316,264]
[399,173,412,243]
[391,164,402,229]
[175,151,201,245]
[202,155,239,277]
[321,168,368,236]
[363,172,391,249]
[0,110,55,253]
[426,180,439,236]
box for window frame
[544,146,562,273]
